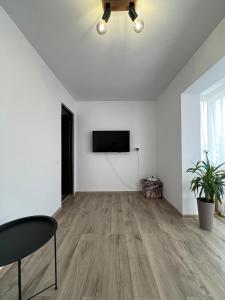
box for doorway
[61,104,74,201]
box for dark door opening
[61,104,74,201]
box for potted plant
[187,151,225,231]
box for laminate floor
[1,192,225,300]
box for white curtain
[201,84,225,165]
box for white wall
[0,7,77,224]
[156,16,225,214]
[76,101,156,191]
[181,57,225,215]
[181,94,201,215]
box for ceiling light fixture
[96,3,111,35]
[97,1,144,35]
[129,2,144,33]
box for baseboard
[163,197,198,218]
[76,191,141,194]
[182,214,198,218]
[52,205,63,218]
[163,197,182,216]
[53,192,76,217]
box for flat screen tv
[93,131,130,152]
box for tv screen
[93,131,130,152]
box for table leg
[54,233,57,290]
[18,260,22,300]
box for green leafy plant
[187,151,225,205]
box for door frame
[61,103,74,200]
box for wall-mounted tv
[92,131,130,152]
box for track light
[128,2,138,21]
[133,18,144,33]
[102,3,111,22]
[129,2,144,33]
[96,3,111,35]
[96,1,144,35]
[96,20,107,35]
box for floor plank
[1,192,225,300]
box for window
[201,83,225,165]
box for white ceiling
[1,0,225,101]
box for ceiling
[1,0,225,101]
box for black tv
[93,131,130,152]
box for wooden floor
[1,192,225,300]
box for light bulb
[96,20,107,35]
[133,18,144,33]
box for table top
[0,216,57,267]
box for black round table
[0,216,58,300]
